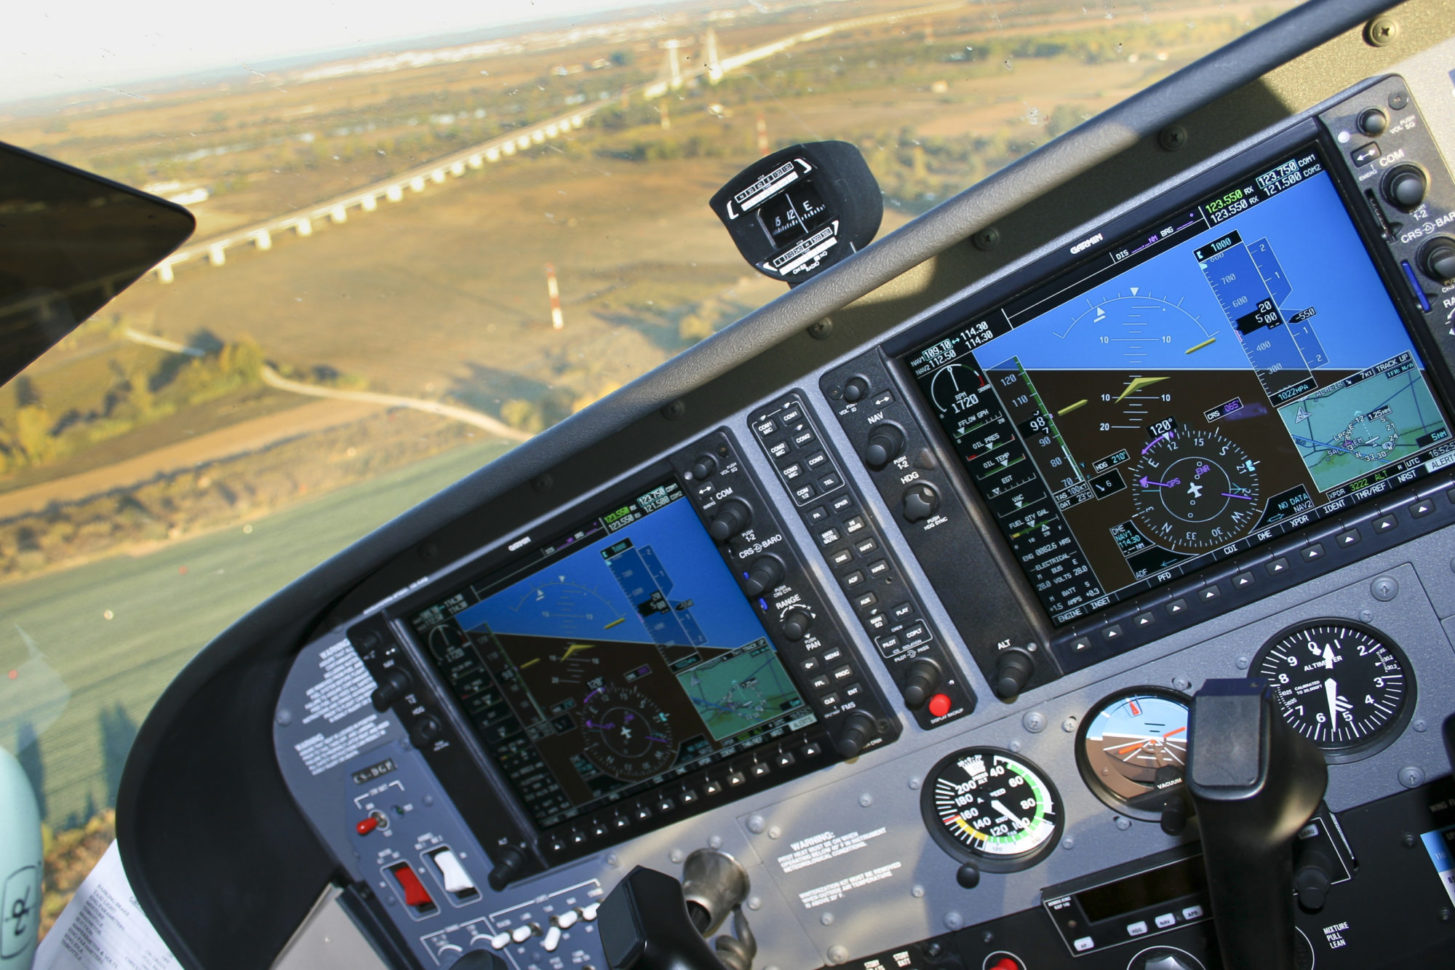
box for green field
[0,436,510,828]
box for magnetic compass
[1132,427,1260,552]
[1251,619,1414,762]
[921,748,1062,872]
[579,683,677,780]
[1076,688,1189,819]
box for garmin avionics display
[907,144,1454,625]
[408,480,815,830]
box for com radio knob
[708,499,752,541]
[1382,164,1427,211]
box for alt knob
[1418,235,1455,284]
[991,648,1035,700]
[371,667,413,710]
[834,710,879,758]
[741,556,784,597]
[1382,164,1427,211]
[708,499,752,542]
[488,846,528,891]
[901,658,943,709]
[863,423,905,470]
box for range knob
[741,556,784,597]
[863,423,905,470]
[991,648,1035,700]
[902,483,940,522]
[708,499,752,541]
[1418,235,1455,284]
[411,714,443,747]
[371,667,413,710]
[900,658,943,709]
[781,609,812,640]
[690,454,718,479]
[834,710,879,758]
[1382,164,1427,211]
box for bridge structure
[151,2,960,284]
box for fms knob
[1418,235,1455,285]
[708,499,752,541]
[863,423,905,470]
[835,710,879,758]
[992,648,1035,700]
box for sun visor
[0,141,195,386]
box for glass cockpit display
[408,480,815,829]
[907,144,1454,625]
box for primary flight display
[908,144,1453,625]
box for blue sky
[2,0,671,103]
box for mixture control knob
[741,556,784,597]
[371,667,412,710]
[488,846,528,891]
[1382,164,1427,211]
[690,454,718,479]
[991,648,1035,700]
[1418,235,1455,285]
[901,658,943,709]
[834,710,879,758]
[781,609,812,640]
[902,483,940,522]
[863,423,905,469]
[1293,846,1337,912]
[708,499,752,542]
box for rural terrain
[0,0,1294,927]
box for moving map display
[907,144,1454,625]
[408,480,813,828]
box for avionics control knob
[487,846,527,891]
[781,609,812,640]
[708,499,752,542]
[901,658,943,709]
[863,423,905,470]
[902,483,940,523]
[1418,235,1455,284]
[842,376,869,403]
[991,648,1035,700]
[411,714,443,746]
[1293,847,1337,912]
[1382,164,1427,211]
[371,667,412,710]
[690,454,718,479]
[834,710,879,758]
[741,556,784,597]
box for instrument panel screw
[748,896,762,911]
[768,826,781,839]
[821,912,835,926]
[1115,817,1132,831]
[660,400,687,421]
[747,814,766,834]
[606,853,620,868]
[709,835,723,849]
[971,227,1001,251]
[1062,837,1076,850]
[858,793,873,808]
[944,911,964,930]
[1157,125,1188,152]
[1413,719,1428,733]
[1371,576,1398,601]
[1234,656,1249,670]
[808,318,834,340]
[908,776,922,791]
[1365,16,1399,46]
[275,708,293,726]
[1399,766,1425,789]
[1061,716,1078,733]
[827,945,849,964]
[1359,609,1374,622]
[912,885,926,898]
[1022,711,1047,733]
[1172,676,1192,691]
[670,849,684,864]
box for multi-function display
[408,481,815,829]
[907,144,1454,625]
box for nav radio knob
[708,499,752,541]
[863,423,905,470]
[742,556,785,597]
[1418,235,1455,285]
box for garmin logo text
[1070,232,1104,254]
[508,536,532,552]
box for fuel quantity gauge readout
[921,748,1063,872]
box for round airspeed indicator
[921,748,1062,872]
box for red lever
[389,863,434,908]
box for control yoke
[1185,679,1327,970]
[600,866,733,970]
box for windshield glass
[1,0,1297,936]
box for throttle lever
[1185,679,1326,970]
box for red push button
[927,693,953,718]
[388,863,435,910]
